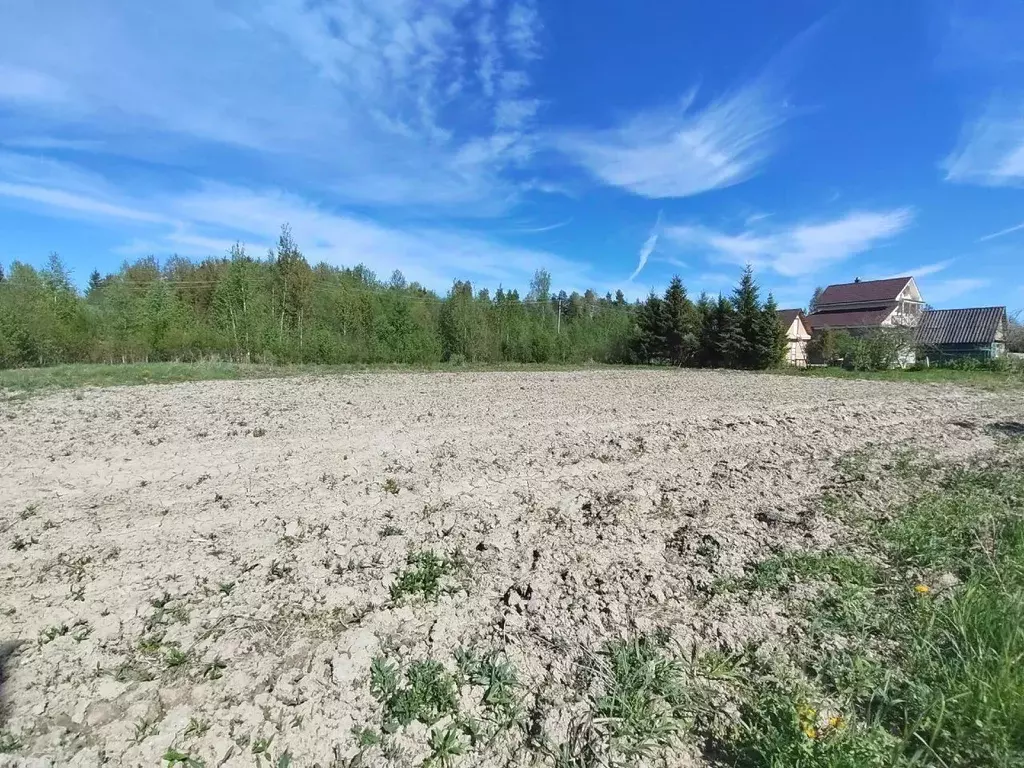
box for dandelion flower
[914,584,930,594]
[828,715,843,730]
[802,725,817,739]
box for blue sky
[0,0,1022,310]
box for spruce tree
[87,270,103,294]
[730,265,761,368]
[662,276,698,365]
[755,293,789,368]
[695,292,715,366]
[713,294,743,367]
[634,293,666,363]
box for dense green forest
[0,226,787,370]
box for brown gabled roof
[818,277,912,306]
[916,307,1007,346]
[805,303,897,330]
[776,308,804,329]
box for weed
[268,560,292,582]
[252,427,267,438]
[351,726,380,747]
[70,583,86,601]
[133,715,159,744]
[469,651,520,718]
[19,504,38,520]
[218,581,235,596]
[371,658,460,731]
[42,519,58,530]
[425,725,466,767]
[165,647,190,669]
[10,535,37,551]
[163,747,205,767]
[589,635,689,761]
[39,624,69,644]
[390,550,460,602]
[381,477,400,495]
[202,657,227,680]
[379,524,404,537]
[738,552,880,593]
[185,717,211,739]
[138,632,165,654]
[370,656,399,702]
[718,680,899,767]
[0,730,22,753]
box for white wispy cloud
[664,209,913,277]
[880,259,954,280]
[978,220,1024,242]
[553,76,788,199]
[628,212,663,281]
[0,151,592,293]
[0,1,545,212]
[944,97,1024,187]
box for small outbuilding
[777,309,811,367]
[916,306,1008,362]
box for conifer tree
[713,294,743,367]
[730,265,762,368]
[662,276,698,365]
[755,293,789,368]
[634,293,666,363]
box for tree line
[0,226,788,370]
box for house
[916,307,1008,361]
[777,309,810,367]
[806,276,925,332]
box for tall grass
[712,446,1024,767]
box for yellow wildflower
[914,584,930,594]
[802,725,817,739]
[828,715,844,730]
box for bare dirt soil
[0,370,1020,767]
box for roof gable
[776,308,803,328]
[916,307,1007,346]
[777,308,809,337]
[818,277,912,306]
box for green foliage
[590,635,690,760]
[372,658,460,729]
[808,327,839,365]
[720,448,1024,768]
[425,725,467,767]
[739,552,880,593]
[389,550,460,602]
[162,747,205,767]
[0,730,22,753]
[633,267,782,368]
[723,681,900,767]
[0,243,792,374]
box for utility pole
[556,297,562,335]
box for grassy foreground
[0,360,629,397]
[2,359,1022,398]
[775,364,1024,390]
[704,437,1024,767]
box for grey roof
[916,307,1007,346]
